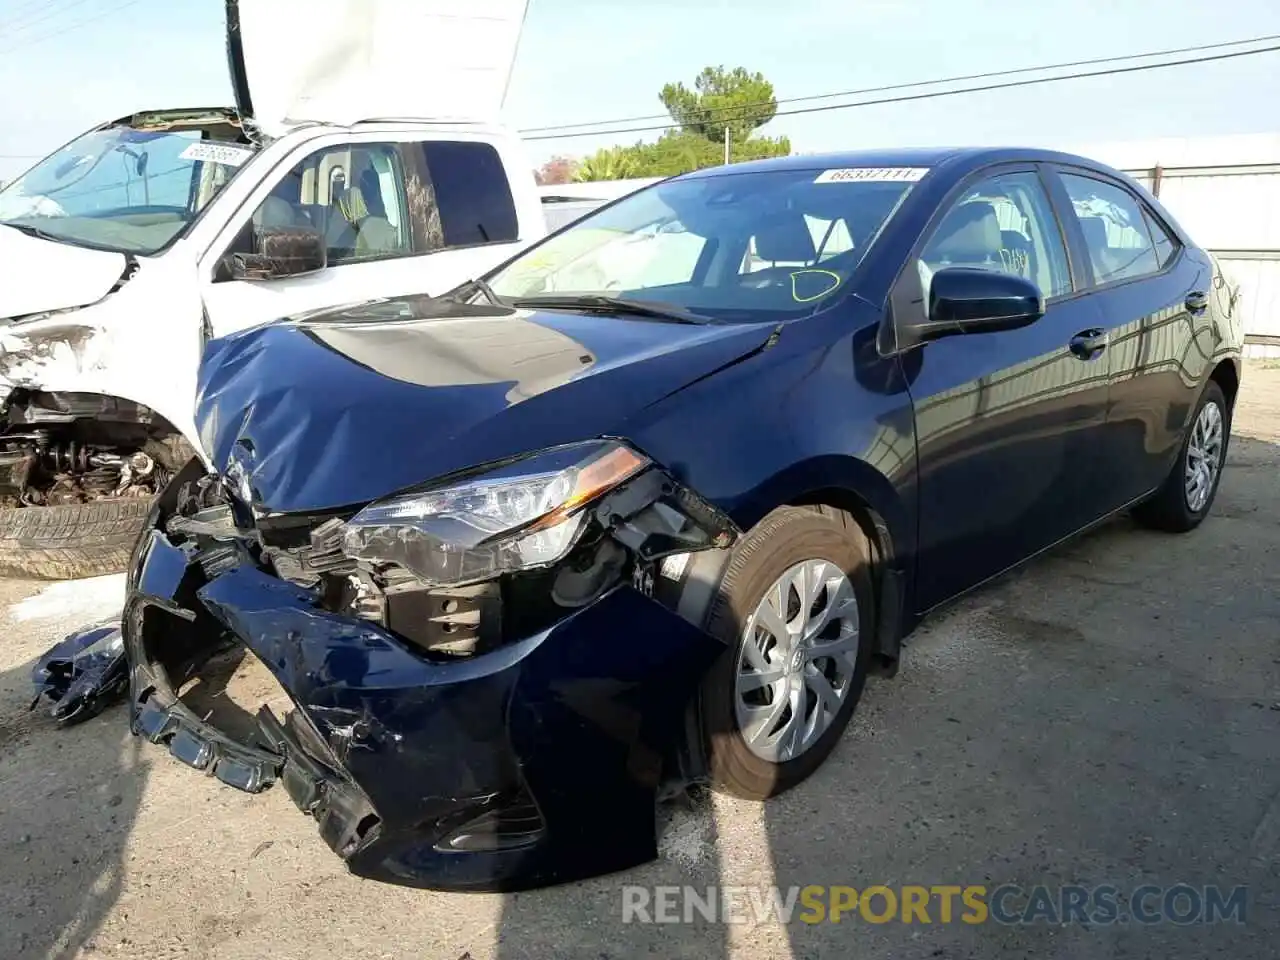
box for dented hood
[0,225,129,321]
[196,297,776,513]
[227,0,529,135]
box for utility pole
[724,126,730,165]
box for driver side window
[230,142,412,267]
[919,171,1072,300]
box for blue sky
[1,0,1279,180]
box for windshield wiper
[446,277,505,307]
[509,295,713,325]
[471,277,504,306]
[1,222,62,243]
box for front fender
[0,255,209,462]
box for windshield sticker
[179,141,254,167]
[814,167,929,184]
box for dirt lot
[2,364,1278,960]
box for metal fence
[1126,162,1280,358]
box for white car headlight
[342,440,650,587]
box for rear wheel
[698,506,874,800]
[0,497,154,580]
[1132,380,1230,533]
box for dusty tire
[0,498,154,580]
[699,506,874,800]
[1132,380,1231,533]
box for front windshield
[0,116,255,255]
[488,166,924,322]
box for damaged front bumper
[123,488,727,891]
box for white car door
[199,134,528,339]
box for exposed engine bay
[162,458,738,662]
[0,390,193,507]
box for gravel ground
[1,363,1278,960]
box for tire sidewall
[1179,380,1230,525]
[699,508,875,799]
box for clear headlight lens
[342,440,650,587]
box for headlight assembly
[342,440,650,587]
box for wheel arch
[728,454,914,676]
[1208,357,1240,413]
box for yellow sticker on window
[790,269,843,302]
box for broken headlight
[342,440,649,588]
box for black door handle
[1185,291,1208,314]
[1069,328,1109,359]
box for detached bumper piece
[30,620,128,726]
[123,518,724,891]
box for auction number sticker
[179,141,255,167]
[814,167,929,184]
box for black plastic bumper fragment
[124,515,726,891]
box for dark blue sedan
[123,147,1243,891]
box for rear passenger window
[1059,173,1161,284]
[418,141,519,247]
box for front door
[199,137,525,339]
[899,166,1110,611]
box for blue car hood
[196,297,777,514]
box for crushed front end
[124,448,736,891]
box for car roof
[677,146,1121,180]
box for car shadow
[490,431,1279,958]
[0,652,146,960]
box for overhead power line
[522,35,1280,141]
[2,0,100,37]
[0,0,143,55]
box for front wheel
[0,497,154,580]
[1132,380,1230,532]
[698,506,875,800]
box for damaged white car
[0,0,542,579]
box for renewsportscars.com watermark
[621,884,1249,926]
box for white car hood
[229,0,530,136]
[0,225,128,321]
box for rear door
[900,164,1110,611]
[1047,167,1211,508]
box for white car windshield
[488,166,924,322]
[0,112,255,255]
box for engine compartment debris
[0,390,188,507]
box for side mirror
[223,225,327,281]
[906,266,1045,345]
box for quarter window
[1059,173,1161,284]
[1144,208,1178,268]
[919,171,1072,299]
[416,141,518,246]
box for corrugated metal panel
[1157,173,1280,250]
[1215,257,1280,340]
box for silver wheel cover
[1185,399,1225,513]
[734,558,859,763]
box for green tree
[571,67,791,179]
[660,65,778,143]
[573,145,641,182]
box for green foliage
[573,66,790,181]
[660,66,778,143]
[573,146,641,182]
[575,132,791,181]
